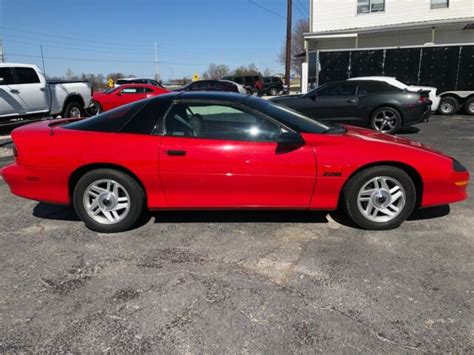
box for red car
[1,92,469,233]
[88,83,169,114]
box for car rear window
[64,95,174,134]
[63,101,148,133]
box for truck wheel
[463,96,474,115]
[269,87,278,96]
[438,96,459,115]
[370,107,402,134]
[63,101,84,118]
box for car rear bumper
[421,170,469,207]
[403,106,432,126]
[1,163,70,205]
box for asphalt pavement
[0,115,473,353]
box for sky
[0,0,308,81]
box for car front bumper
[421,170,469,208]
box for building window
[431,0,449,9]
[357,0,385,14]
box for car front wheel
[269,87,278,96]
[342,166,416,230]
[73,169,145,233]
[370,107,402,134]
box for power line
[294,0,307,17]
[248,0,286,19]
[6,53,206,66]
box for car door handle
[10,89,20,94]
[347,99,357,103]
[166,150,186,156]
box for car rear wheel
[370,107,402,134]
[438,96,459,115]
[73,169,145,233]
[342,166,416,230]
[63,101,84,118]
[269,87,278,96]
[463,96,474,115]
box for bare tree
[263,68,272,76]
[279,18,309,76]
[233,63,259,76]
[202,63,230,79]
[65,68,76,80]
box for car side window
[121,87,144,94]
[0,67,14,85]
[13,67,41,84]
[317,83,357,97]
[144,87,154,93]
[164,103,281,142]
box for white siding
[311,0,474,33]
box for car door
[0,66,27,117]
[158,101,316,207]
[10,66,49,114]
[304,82,359,121]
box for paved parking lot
[0,115,473,353]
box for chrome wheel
[83,179,130,225]
[373,110,397,132]
[440,102,454,114]
[357,176,406,223]
[468,101,474,114]
[69,106,82,118]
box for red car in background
[88,84,168,115]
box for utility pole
[154,42,160,81]
[285,0,292,90]
[0,39,5,62]
[40,45,46,75]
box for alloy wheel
[83,179,130,225]
[357,176,406,223]
[373,110,398,132]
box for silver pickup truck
[0,63,92,121]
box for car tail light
[418,95,429,104]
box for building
[301,0,474,91]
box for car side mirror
[116,92,122,96]
[277,131,305,146]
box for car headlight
[453,158,467,172]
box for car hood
[341,125,445,155]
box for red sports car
[88,83,169,114]
[1,92,469,233]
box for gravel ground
[0,115,472,353]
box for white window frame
[431,0,449,9]
[357,0,385,15]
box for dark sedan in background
[270,80,432,134]
[176,80,246,94]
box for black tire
[63,101,84,118]
[438,96,459,115]
[370,106,402,134]
[463,96,474,115]
[246,89,252,96]
[269,87,278,96]
[342,166,416,230]
[85,100,102,116]
[73,169,146,233]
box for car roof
[118,83,158,88]
[175,91,248,102]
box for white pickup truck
[0,63,92,121]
